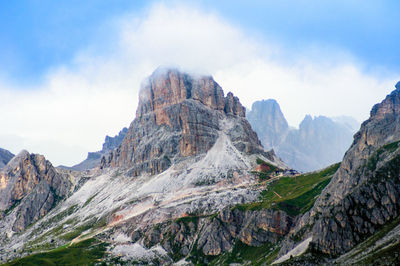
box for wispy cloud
[0,3,397,165]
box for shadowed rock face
[279,82,400,257]
[0,148,14,169]
[0,150,71,232]
[102,69,269,176]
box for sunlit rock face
[102,68,272,176]
[0,150,71,232]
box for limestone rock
[102,68,274,176]
[126,207,293,259]
[0,150,71,232]
[280,82,400,257]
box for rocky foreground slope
[0,151,72,234]
[275,81,400,264]
[1,70,399,265]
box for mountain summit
[102,68,277,176]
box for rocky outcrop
[62,128,128,171]
[0,150,71,232]
[279,82,400,258]
[102,68,273,176]
[123,207,294,260]
[247,100,357,172]
[0,148,14,169]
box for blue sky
[1,0,399,85]
[0,0,399,165]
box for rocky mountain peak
[246,99,289,150]
[102,68,274,176]
[136,68,245,121]
[370,84,400,122]
[0,150,71,232]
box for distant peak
[16,149,30,157]
[396,81,400,90]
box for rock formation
[0,150,71,232]
[278,81,400,259]
[247,100,357,172]
[0,148,14,169]
[246,99,289,150]
[102,68,274,176]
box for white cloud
[0,3,397,166]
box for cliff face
[0,150,71,232]
[0,148,14,169]
[102,69,270,176]
[279,82,400,258]
[113,207,294,260]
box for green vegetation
[83,193,98,207]
[254,158,283,180]
[382,140,400,153]
[235,163,340,216]
[4,199,21,215]
[175,215,200,225]
[59,216,106,241]
[4,238,108,266]
[277,178,332,216]
[208,240,281,266]
[348,215,400,261]
[359,241,400,265]
[367,140,400,171]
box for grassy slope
[236,163,340,216]
[4,238,108,266]
[192,163,340,265]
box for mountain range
[247,99,359,172]
[0,69,399,265]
